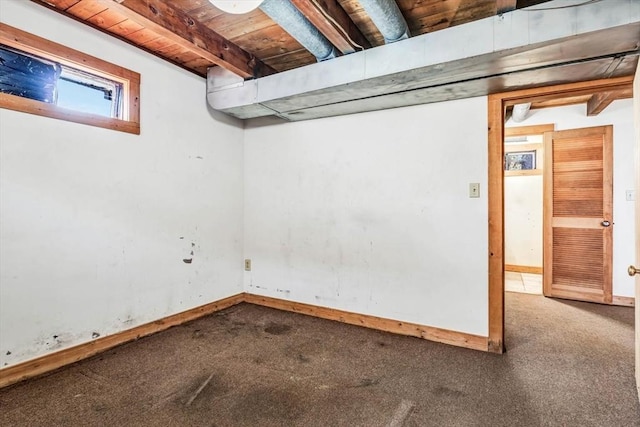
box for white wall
[504,174,543,268]
[244,97,489,336]
[0,1,245,367]
[506,99,637,297]
[504,136,545,269]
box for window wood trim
[504,169,543,177]
[0,23,140,135]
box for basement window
[0,23,140,134]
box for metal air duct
[358,0,410,43]
[511,103,532,123]
[260,0,338,62]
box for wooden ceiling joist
[290,0,371,54]
[586,87,633,116]
[35,0,275,78]
[115,0,275,78]
[496,0,517,15]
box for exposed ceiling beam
[499,0,555,15]
[586,86,633,116]
[530,94,592,109]
[96,0,275,78]
[290,0,371,54]
[515,0,553,8]
[496,0,517,15]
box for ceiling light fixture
[209,0,264,14]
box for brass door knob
[629,265,638,277]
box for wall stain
[183,241,196,264]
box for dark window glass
[0,44,122,118]
[0,45,60,103]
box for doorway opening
[487,75,635,353]
[503,124,552,297]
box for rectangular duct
[207,0,640,122]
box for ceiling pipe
[511,103,532,123]
[260,0,338,62]
[358,0,410,43]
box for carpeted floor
[0,293,638,426]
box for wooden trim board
[0,293,244,389]
[504,143,543,153]
[1,292,492,389]
[505,124,555,138]
[504,169,543,177]
[505,264,543,274]
[245,294,489,352]
[612,296,635,307]
[488,96,505,354]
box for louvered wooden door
[543,126,613,304]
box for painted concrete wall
[244,97,489,336]
[506,99,636,297]
[0,1,245,367]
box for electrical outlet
[469,183,480,198]
[626,189,636,201]
[244,259,251,271]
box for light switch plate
[626,190,636,201]
[244,259,251,271]
[469,183,480,198]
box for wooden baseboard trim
[611,295,635,307]
[244,293,489,352]
[1,291,493,389]
[505,264,543,274]
[0,293,245,389]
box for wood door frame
[487,75,634,353]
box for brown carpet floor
[1,293,639,426]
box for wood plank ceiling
[30,0,632,116]
[34,0,550,78]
